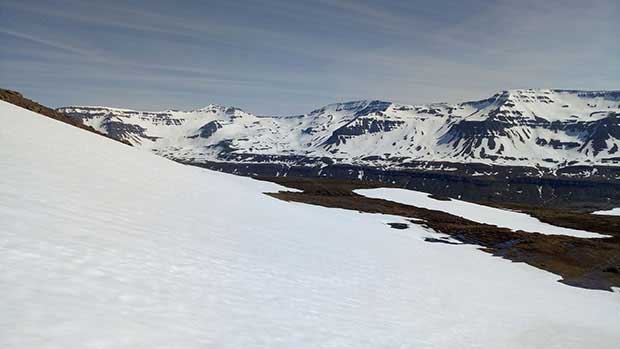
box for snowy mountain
[3,100,620,348]
[58,89,620,172]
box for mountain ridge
[60,89,620,117]
[58,89,620,174]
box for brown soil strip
[0,88,130,145]
[261,176,620,291]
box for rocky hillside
[0,88,128,144]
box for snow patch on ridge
[593,208,620,216]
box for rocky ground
[262,176,620,291]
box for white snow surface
[1,101,619,348]
[593,208,620,216]
[355,188,607,238]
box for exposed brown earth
[0,88,130,145]
[186,159,620,209]
[261,176,620,291]
[492,203,620,238]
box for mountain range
[57,89,620,176]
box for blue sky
[1,0,618,115]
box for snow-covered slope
[355,188,607,238]
[2,101,620,348]
[59,89,620,170]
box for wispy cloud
[0,28,92,57]
[1,0,617,114]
